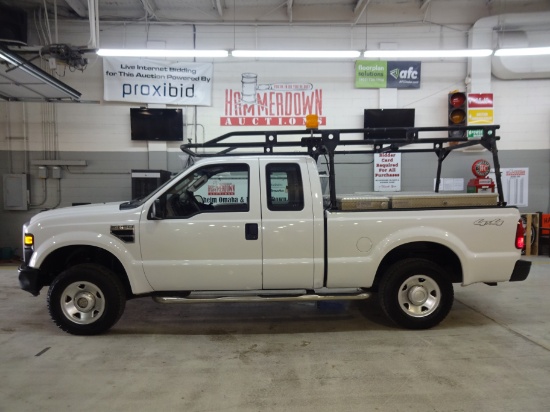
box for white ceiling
[1,0,549,26]
[1,0,549,101]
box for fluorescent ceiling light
[494,46,550,56]
[232,50,361,58]
[97,49,229,58]
[363,49,493,58]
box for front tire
[379,258,454,329]
[47,264,126,335]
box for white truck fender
[30,230,153,295]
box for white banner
[102,57,213,105]
[374,153,401,192]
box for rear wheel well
[40,245,132,298]
[373,242,462,290]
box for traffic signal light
[448,91,467,138]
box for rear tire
[379,258,454,329]
[47,264,126,335]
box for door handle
[245,223,259,240]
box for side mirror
[149,198,166,220]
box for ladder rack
[180,125,505,208]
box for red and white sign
[472,159,491,178]
[468,93,494,126]
[220,73,326,126]
[196,179,247,205]
[467,93,493,108]
[208,183,235,196]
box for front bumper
[18,265,44,296]
[510,259,531,282]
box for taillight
[515,219,525,249]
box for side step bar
[153,290,371,304]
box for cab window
[165,164,249,218]
[266,163,304,211]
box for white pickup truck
[18,125,531,335]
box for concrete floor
[1,257,549,412]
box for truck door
[260,160,316,289]
[139,161,262,291]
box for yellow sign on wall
[468,108,494,125]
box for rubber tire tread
[379,258,454,330]
[47,263,126,335]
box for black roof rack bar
[181,124,504,207]
[182,125,499,155]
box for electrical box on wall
[38,166,48,179]
[3,174,28,211]
[51,166,62,179]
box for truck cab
[139,156,324,291]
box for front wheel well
[40,245,132,298]
[373,242,462,290]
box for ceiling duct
[469,12,550,84]
[497,31,528,49]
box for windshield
[168,169,210,197]
[119,172,180,210]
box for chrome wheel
[397,275,441,318]
[61,281,106,324]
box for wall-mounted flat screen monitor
[130,108,184,141]
[363,108,415,139]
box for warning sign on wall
[467,93,494,138]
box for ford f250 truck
[18,124,531,335]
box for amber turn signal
[24,234,34,247]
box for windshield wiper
[119,198,142,210]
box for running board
[152,290,371,304]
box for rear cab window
[266,163,304,211]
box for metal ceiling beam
[139,0,159,19]
[354,0,366,14]
[64,0,89,18]
[213,0,224,17]
[420,0,434,11]
[353,0,372,25]
[287,0,294,23]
